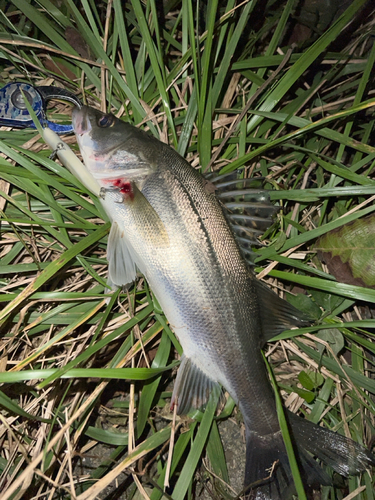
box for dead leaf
[315,214,375,288]
[65,26,92,59]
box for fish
[71,105,375,499]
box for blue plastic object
[0,82,81,134]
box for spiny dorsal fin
[204,170,264,189]
[205,170,279,264]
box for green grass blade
[172,390,219,500]
[264,353,307,500]
[0,223,110,322]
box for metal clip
[0,82,82,134]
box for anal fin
[171,355,221,415]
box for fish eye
[97,114,115,128]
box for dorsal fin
[205,170,279,264]
[204,170,264,190]
[255,279,311,345]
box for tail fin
[288,411,375,477]
[244,414,375,499]
[244,430,292,499]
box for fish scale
[72,105,375,499]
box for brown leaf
[316,214,375,288]
[65,26,92,59]
[44,58,77,81]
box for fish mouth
[72,106,92,136]
[92,168,151,180]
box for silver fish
[72,105,375,499]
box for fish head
[72,105,154,186]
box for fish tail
[244,429,293,499]
[244,413,375,499]
[288,411,375,477]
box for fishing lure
[0,81,99,194]
[0,81,81,133]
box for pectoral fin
[107,221,137,287]
[126,183,170,248]
[171,355,221,415]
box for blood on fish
[104,178,134,201]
